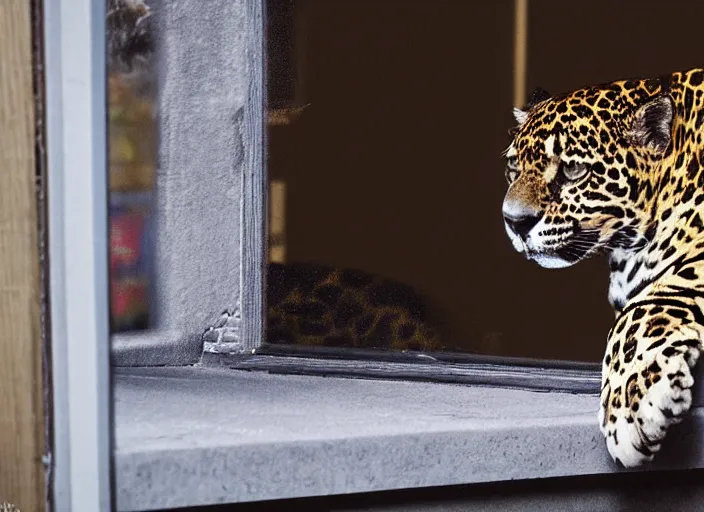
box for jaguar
[504,68,704,467]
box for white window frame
[44,0,112,510]
[42,0,704,510]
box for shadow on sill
[201,344,703,403]
[150,468,704,511]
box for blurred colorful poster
[108,71,155,332]
[110,195,152,331]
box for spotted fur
[267,262,441,351]
[503,69,704,467]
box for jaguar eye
[505,168,520,184]
[560,161,588,181]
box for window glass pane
[265,0,704,361]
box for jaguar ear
[525,87,552,109]
[512,87,552,129]
[628,95,673,153]
[513,107,529,126]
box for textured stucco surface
[114,0,248,366]
[113,366,704,511]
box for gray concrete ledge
[114,366,704,511]
[111,330,202,366]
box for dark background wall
[268,0,704,362]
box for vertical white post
[44,0,112,509]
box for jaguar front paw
[600,350,696,467]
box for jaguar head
[502,85,673,269]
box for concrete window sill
[114,366,704,511]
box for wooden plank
[0,1,45,510]
[513,0,528,107]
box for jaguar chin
[525,250,574,269]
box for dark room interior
[267,0,704,362]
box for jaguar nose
[504,212,541,239]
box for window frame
[42,0,704,509]
[110,0,267,367]
[44,0,113,509]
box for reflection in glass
[107,0,155,332]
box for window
[261,0,704,362]
[42,0,704,510]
